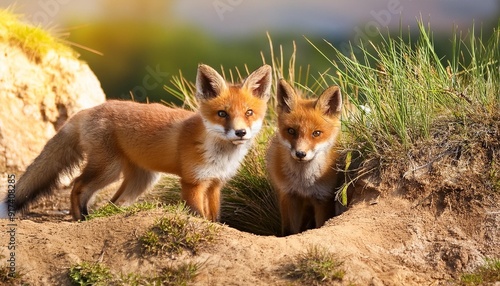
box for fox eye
[287,128,296,135]
[312,130,322,137]
[245,109,253,117]
[217,110,228,118]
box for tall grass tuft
[308,20,500,162]
[281,245,345,285]
[0,8,76,61]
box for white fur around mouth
[231,139,248,145]
[293,156,313,162]
[291,151,315,162]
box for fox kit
[1,64,272,221]
[266,79,343,236]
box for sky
[175,0,499,37]
[2,0,499,38]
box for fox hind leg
[70,159,122,220]
[110,163,160,206]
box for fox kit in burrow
[1,64,272,221]
[266,79,343,236]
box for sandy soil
[0,181,498,285]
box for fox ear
[277,79,297,113]
[242,65,272,101]
[196,64,228,100]
[315,86,342,117]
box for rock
[0,42,106,176]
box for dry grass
[69,260,203,286]
[281,245,345,285]
[85,201,161,220]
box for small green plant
[460,258,500,285]
[0,254,25,284]
[85,201,160,220]
[282,245,345,285]
[69,260,202,286]
[150,262,201,286]
[69,262,112,286]
[140,204,218,255]
[116,261,202,286]
[0,265,24,285]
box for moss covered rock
[0,11,105,175]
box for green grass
[140,203,219,255]
[116,262,202,286]
[84,201,161,220]
[281,245,345,285]
[0,263,25,285]
[69,262,112,286]
[460,258,500,285]
[0,8,75,61]
[308,21,499,161]
[69,260,202,286]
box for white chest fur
[280,152,335,201]
[192,135,251,182]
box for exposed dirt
[0,176,498,285]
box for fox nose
[295,151,307,159]
[235,129,247,138]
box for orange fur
[4,64,272,221]
[266,79,343,236]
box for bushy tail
[12,121,83,214]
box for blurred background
[2,0,499,104]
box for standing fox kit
[2,64,272,221]
[266,79,343,236]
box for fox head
[196,64,272,145]
[276,79,342,162]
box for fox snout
[234,129,247,138]
[226,115,264,145]
[294,150,307,159]
[281,138,314,162]
[229,127,251,145]
[290,147,315,162]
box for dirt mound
[0,170,497,286]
